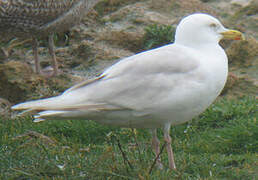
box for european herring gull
[12,13,244,169]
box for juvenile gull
[0,0,99,76]
[12,13,244,169]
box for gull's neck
[175,40,226,61]
[175,38,220,49]
[174,23,222,51]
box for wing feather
[12,44,202,120]
[64,75,105,94]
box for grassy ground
[0,96,257,179]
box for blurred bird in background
[0,0,100,76]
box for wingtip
[11,103,27,110]
[11,101,37,111]
[11,104,21,110]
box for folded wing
[12,44,201,120]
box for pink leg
[163,124,176,170]
[48,34,58,76]
[32,37,40,74]
[151,129,163,169]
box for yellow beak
[220,29,245,40]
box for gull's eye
[209,23,218,28]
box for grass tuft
[143,24,175,50]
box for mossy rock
[226,37,258,67]
[70,40,93,59]
[0,61,73,103]
[99,30,144,53]
[233,0,258,17]
[221,73,258,97]
[95,0,140,16]
[0,61,36,103]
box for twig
[12,130,56,145]
[10,168,33,176]
[115,137,134,170]
[149,142,166,174]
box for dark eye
[209,23,217,28]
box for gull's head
[175,13,244,47]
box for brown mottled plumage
[0,0,99,76]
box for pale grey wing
[64,75,106,94]
[102,44,200,79]
[13,44,201,115]
[11,74,124,112]
[58,44,201,112]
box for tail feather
[33,110,90,122]
[34,110,69,122]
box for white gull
[12,13,244,169]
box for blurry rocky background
[0,0,257,116]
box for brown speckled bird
[0,0,99,76]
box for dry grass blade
[12,130,57,145]
[10,168,34,176]
[149,142,166,174]
[116,137,134,170]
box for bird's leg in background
[32,37,40,74]
[164,123,176,170]
[151,129,163,169]
[48,34,58,76]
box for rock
[0,61,35,103]
[95,0,142,16]
[164,0,216,16]
[230,0,253,7]
[226,37,258,67]
[97,29,144,52]
[222,74,258,97]
[0,61,74,103]
[221,72,239,95]
[226,0,258,38]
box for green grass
[0,96,257,179]
[143,24,175,50]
